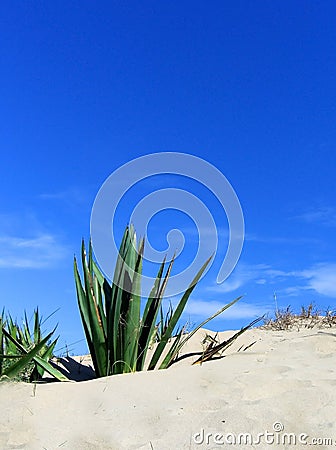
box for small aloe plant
[0,309,68,382]
[74,225,248,377]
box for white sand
[1,327,336,449]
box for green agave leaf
[136,257,174,371]
[136,258,166,371]
[0,354,25,359]
[75,243,107,377]
[192,316,263,365]
[87,244,107,353]
[35,337,58,379]
[92,258,107,338]
[33,355,69,382]
[0,314,3,374]
[1,331,53,380]
[34,308,41,344]
[74,256,97,360]
[5,314,19,356]
[148,255,212,370]
[83,261,106,377]
[123,237,144,372]
[160,296,243,369]
[109,225,143,374]
[108,226,133,373]
[23,311,32,347]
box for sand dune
[1,327,336,449]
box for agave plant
[0,309,68,382]
[74,225,249,378]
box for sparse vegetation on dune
[3,224,335,384]
[262,302,336,331]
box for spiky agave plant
[0,309,68,382]
[74,225,246,378]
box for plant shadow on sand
[47,356,96,382]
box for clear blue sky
[1,1,336,355]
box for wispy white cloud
[294,263,336,297]
[206,260,336,300]
[294,206,336,227]
[279,285,309,297]
[182,225,229,238]
[39,187,89,206]
[245,233,321,245]
[209,263,291,293]
[184,299,268,320]
[0,234,68,269]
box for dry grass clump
[262,303,336,331]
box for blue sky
[1,1,336,355]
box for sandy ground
[1,326,336,449]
